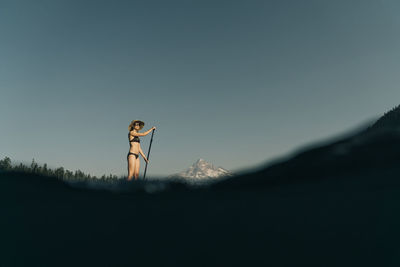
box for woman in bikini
[127,120,156,181]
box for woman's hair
[128,120,144,131]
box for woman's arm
[130,128,154,137]
[130,131,146,137]
[144,127,156,135]
[139,147,148,162]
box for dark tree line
[0,156,122,182]
[367,104,400,131]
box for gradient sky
[1,0,400,178]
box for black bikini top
[129,135,140,143]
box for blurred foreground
[2,125,400,266]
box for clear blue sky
[1,0,400,177]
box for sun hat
[129,120,144,131]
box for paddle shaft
[143,129,155,180]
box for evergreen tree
[0,155,123,182]
[31,158,39,173]
[0,156,12,170]
[55,167,65,179]
[43,163,48,176]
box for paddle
[143,128,155,181]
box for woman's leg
[127,154,136,181]
[134,156,140,180]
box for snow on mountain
[167,158,234,184]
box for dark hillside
[3,106,400,266]
[366,104,400,131]
[2,127,400,266]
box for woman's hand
[152,126,156,130]
[145,158,149,163]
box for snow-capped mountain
[167,158,234,183]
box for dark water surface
[2,128,400,266]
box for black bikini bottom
[127,152,139,159]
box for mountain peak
[168,158,234,182]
